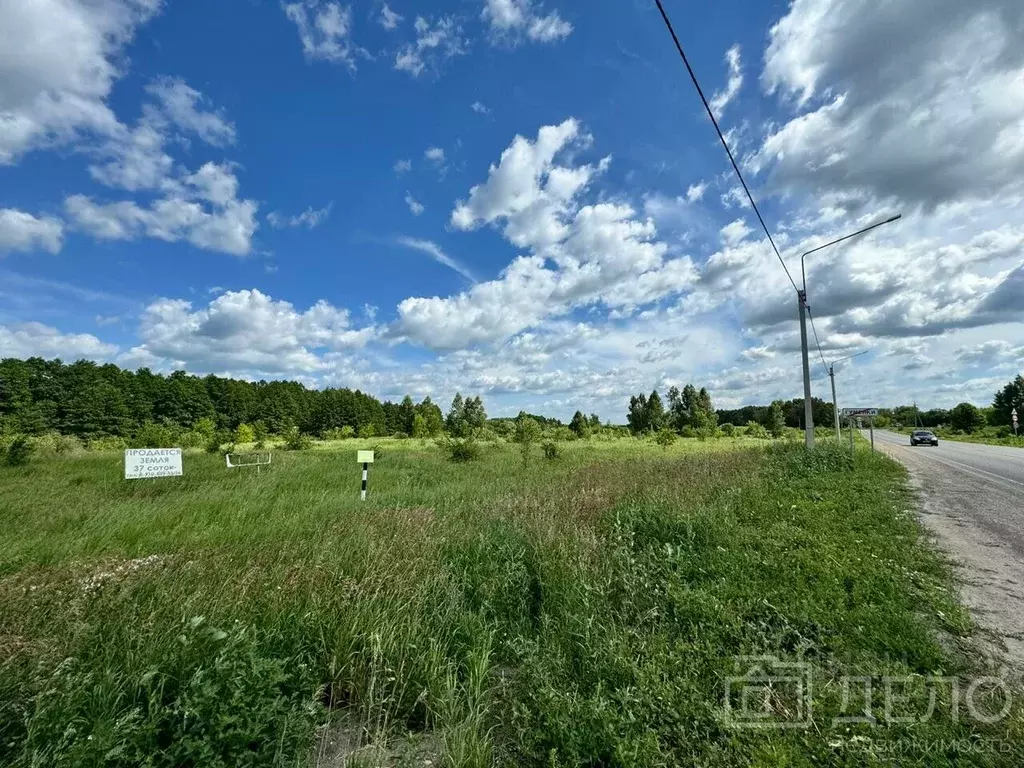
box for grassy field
[1,438,1020,766]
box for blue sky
[2,0,1023,420]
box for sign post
[357,450,374,501]
[1013,408,1018,437]
[124,448,182,480]
[869,416,875,452]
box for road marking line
[909,453,1024,490]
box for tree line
[0,357,488,441]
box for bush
[131,421,179,449]
[206,430,232,454]
[4,436,34,467]
[234,423,256,444]
[357,424,376,439]
[88,435,128,452]
[721,423,736,437]
[29,431,84,456]
[655,428,677,449]
[321,427,347,441]
[444,437,480,463]
[368,443,385,463]
[542,441,560,460]
[744,421,769,439]
[283,426,313,451]
[679,425,697,439]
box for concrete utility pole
[827,351,870,440]
[797,214,902,450]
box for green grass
[1,438,1020,766]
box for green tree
[397,395,416,436]
[949,402,985,433]
[463,396,487,434]
[655,428,677,449]
[514,412,541,463]
[627,393,648,434]
[417,397,444,436]
[992,375,1024,426]
[411,413,428,438]
[235,423,256,444]
[569,410,589,438]
[645,390,665,432]
[446,393,467,437]
[768,401,786,438]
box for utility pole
[827,350,869,440]
[798,214,901,451]
[798,290,815,449]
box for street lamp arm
[829,349,870,368]
[799,214,902,294]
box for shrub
[444,437,480,463]
[368,443,385,463]
[655,428,677,449]
[744,421,769,439]
[542,441,560,460]
[322,428,347,441]
[234,423,256,444]
[721,423,736,437]
[179,430,207,449]
[4,436,34,467]
[340,425,356,439]
[357,424,376,439]
[30,431,84,456]
[679,425,697,439]
[132,422,179,449]
[88,435,128,452]
[283,426,313,451]
[206,430,232,454]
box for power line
[653,0,798,294]
[806,305,830,377]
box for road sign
[841,408,878,417]
[357,450,374,464]
[125,448,182,479]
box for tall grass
[0,439,1019,766]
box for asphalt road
[870,430,1024,664]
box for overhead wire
[652,0,799,294]
[805,305,831,377]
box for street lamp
[796,214,902,449]
[828,350,869,439]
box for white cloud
[425,146,446,164]
[0,209,64,255]
[145,78,237,147]
[379,3,402,30]
[481,0,572,44]
[396,237,475,282]
[394,15,467,77]
[0,321,116,359]
[404,192,425,216]
[65,168,260,257]
[284,0,358,69]
[129,289,374,374]
[686,182,708,203]
[471,101,490,115]
[0,0,160,164]
[757,0,1024,211]
[396,121,696,349]
[709,45,743,117]
[267,203,333,229]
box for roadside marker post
[869,417,875,453]
[841,409,879,464]
[1013,409,1018,437]
[357,450,374,501]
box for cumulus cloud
[0,0,160,164]
[65,163,260,257]
[394,120,696,349]
[284,0,359,69]
[482,0,572,44]
[0,322,116,360]
[394,16,467,77]
[0,209,64,255]
[127,289,375,374]
[756,0,1024,211]
[471,101,490,115]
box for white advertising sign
[357,450,375,464]
[124,448,183,479]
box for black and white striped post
[357,450,374,501]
